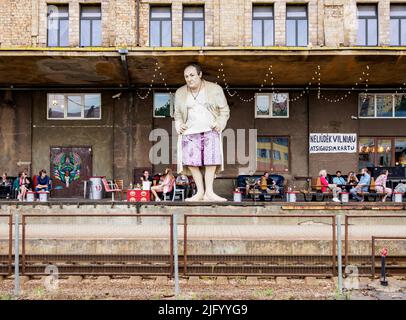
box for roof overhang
[0,47,405,88]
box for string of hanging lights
[136,62,172,100]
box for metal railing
[183,214,337,277]
[20,213,174,276]
[0,214,12,276]
[344,215,406,276]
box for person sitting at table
[140,170,153,184]
[176,174,190,199]
[374,170,392,202]
[349,168,371,202]
[319,169,341,202]
[35,169,51,192]
[333,171,346,187]
[345,171,359,192]
[259,172,278,193]
[150,168,175,202]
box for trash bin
[38,191,49,202]
[233,191,242,202]
[89,176,103,200]
[286,191,298,202]
[393,192,403,203]
[26,191,35,202]
[340,192,349,203]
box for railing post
[14,213,19,298]
[336,215,343,295]
[173,213,179,298]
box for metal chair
[101,177,122,201]
[171,183,185,201]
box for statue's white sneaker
[203,193,227,202]
[185,193,204,202]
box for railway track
[1,254,406,276]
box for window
[358,137,406,169]
[153,92,173,118]
[358,93,406,118]
[183,6,204,46]
[150,6,172,47]
[357,4,378,46]
[286,5,308,46]
[257,137,290,172]
[47,5,69,46]
[47,93,101,119]
[391,5,406,46]
[80,5,102,46]
[255,93,289,118]
[252,5,274,46]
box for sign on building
[309,133,357,153]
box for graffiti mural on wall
[52,152,81,188]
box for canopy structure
[0,47,405,88]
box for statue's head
[184,63,203,90]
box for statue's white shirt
[184,87,215,135]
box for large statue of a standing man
[174,64,230,201]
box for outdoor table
[127,189,150,202]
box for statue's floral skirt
[181,130,221,167]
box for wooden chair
[114,179,126,199]
[102,177,122,201]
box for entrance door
[50,147,92,198]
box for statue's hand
[211,123,221,132]
[179,124,188,134]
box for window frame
[390,4,406,46]
[182,5,205,47]
[286,5,308,47]
[252,5,275,46]
[79,5,102,47]
[358,136,406,167]
[255,93,289,118]
[47,5,69,47]
[153,92,174,118]
[149,6,172,47]
[358,93,406,119]
[356,4,378,46]
[47,93,102,120]
[256,135,291,174]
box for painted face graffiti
[52,152,81,188]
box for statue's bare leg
[203,165,227,202]
[185,166,205,201]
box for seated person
[260,172,278,193]
[349,168,371,202]
[245,175,259,196]
[176,174,190,199]
[346,171,359,191]
[0,172,11,186]
[17,171,31,201]
[374,170,392,202]
[140,170,153,183]
[319,169,341,202]
[150,168,175,202]
[35,169,51,192]
[0,172,12,198]
[140,170,153,189]
[332,171,346,188]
